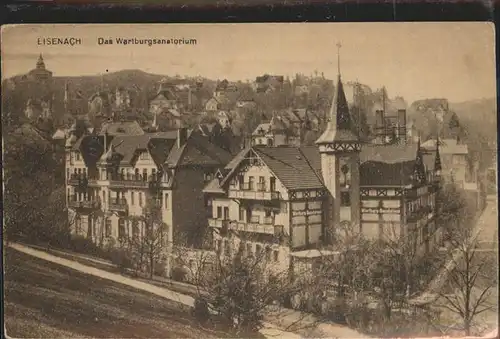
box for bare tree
[436,227,498,336]
[127,195,168,279]
[317,221,444,334]
[436,183,476,246]
[177,240,320,336]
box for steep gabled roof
[316,75,359,144]
[204,177,226,194]
[252,117,288,136]
[52,128,67,140]
[360,161,415,186]
[195,123,218,137]
[152,88,177,101]
[216,146,324,191]
[92,131,178,166]
[254,147,324,190]
[109,134,154,165]
[164,132,233,168]
[99,121,145,136]
[209,141,441,192]
[359,144,437,186]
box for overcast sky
[1,23,496,103]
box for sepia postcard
[1,23,498,339]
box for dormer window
[140,152,150,160]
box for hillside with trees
[450,98,497,169]
[2,69,218,128]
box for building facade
[204,71,443,274]
[65,127,232,276]
[251,116,292,147]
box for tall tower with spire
[316,42,362,243]
[36,54,45,69]
[29,54,53,82]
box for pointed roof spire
[36,54,46,69]
[413,135,427,184]
[315,43,358,145]
[435,136,442,172]
[336,42,342,78]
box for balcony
[68,175,99,187]
[68,174,89,187]
[109,179,149,189]
[228,184,280,200]
[228,217,276,235]
[68,196,101,209]
[208,218,230,228]
[109,198,129,213]
[108,174,167,190]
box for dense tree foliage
[3,129,66,243]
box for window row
[231,176,277,192]
[216,239,280,262]
[212,206,280,223]
[67,167,168,183]
[291,214,322,225]
[291,200,323,211]
[68,190,170,210]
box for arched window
[135,168,140,181]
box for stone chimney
[397,109,407,143]
[375,109,385,138]
[177,127,188,148]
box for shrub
[192,297,210,323]
[345,302,374,330]
[109,248,133,273]
[171,266,188,282]
[326,299,349,324]
[153,261,167,277]
[69,235,101,255]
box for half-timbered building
[204,66,443,273]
